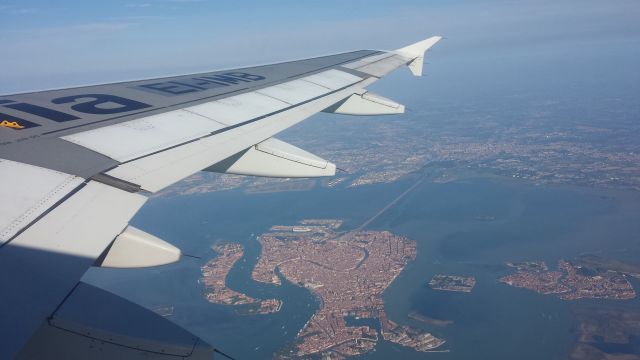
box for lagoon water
[84,174,640,359]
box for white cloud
[5,22,132,35]
[0,5,38,15]
[125,3,153,8]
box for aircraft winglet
[396,36,443,76]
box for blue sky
[2,0,639,93]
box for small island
[151,305,174,317]
[408,312,454,327]
[499,259,636,301]
[429,275,476,293]
[200,243,281,314]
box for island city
[200,219,445,359]
[499,259,636,301]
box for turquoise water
[84,175,640,359]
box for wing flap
[61,109,225,162]
[0,159,84,244]
[186,91,290,126]
[0,181,147,357]
[256,79,330,104]
[301,69,363,90]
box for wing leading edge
[0,36,442,358]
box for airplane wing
[0,36,442,359]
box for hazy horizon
[2,0,639,94]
